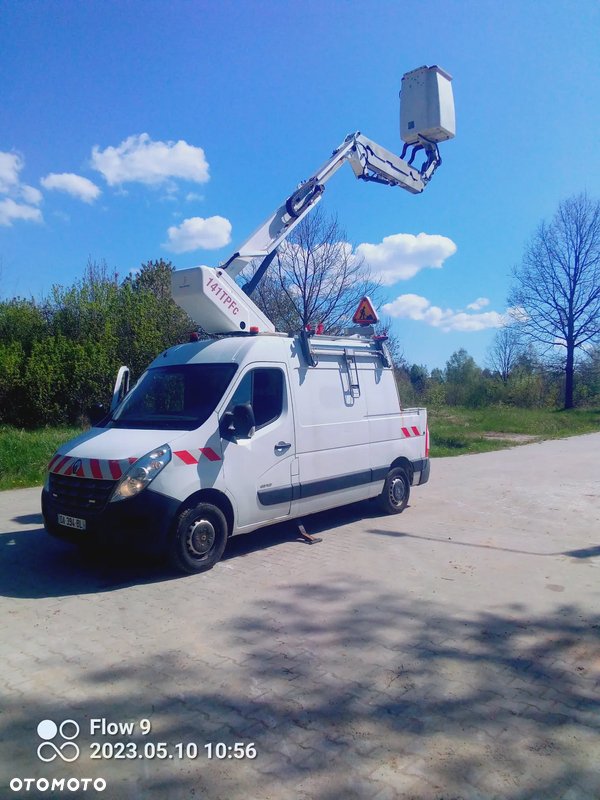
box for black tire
[167,502,228,574]
[378,467,410,515]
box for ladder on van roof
[298,330,391,372]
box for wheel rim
[186,518,216,559]
[388,477,405,508]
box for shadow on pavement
[11,513,44,525]
[564,544,600,559]
[2,577,599,799]
[0,501,380,600]
[368,527,600,561]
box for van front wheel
[168,502,228,574]
[378,467,410,514]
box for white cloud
[91,134,210,186]
[40,173,101,203]
[0,151,43,213]
[185,192,204,202]
[356,232,457,286]
[467,297,490,311]
[0,198,43,227]
[0,151,23,193]
[505,305,529,324]
[163,216,232,253]
[21,185,43,204]
[382,293,507,332]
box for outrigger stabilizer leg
[297,522,323,545]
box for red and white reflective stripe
[47,453,62,471]
[50,456,136,480]
[174,450,199,465]
[200,447,221,462]
[174,448,221,465]
[401,426,423,438]
[425,425,430,457]
[53,456,71,474]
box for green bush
[0,259,196,428]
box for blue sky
[1,0,599,370]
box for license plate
[58,514,87,531]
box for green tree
[0,257,202,427]
[409,364,429,395]
[444,349,483,406]
[0,297,48,353]
[0,341,26,423]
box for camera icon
[37,719,80,762]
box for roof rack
[299,330,391,369]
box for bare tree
[240,260,302,333]
[486,324,523,382]
[508,194,600,409]
[262,206,379,334]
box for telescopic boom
[172,65,455,335]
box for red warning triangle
[352,296,379,325]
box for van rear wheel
[168,502,228,574]
[378,467,410,514]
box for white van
[42,331,429,573]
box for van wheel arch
[176,489,234,537]
[390,457,413,484]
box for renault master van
[42,331,429,574]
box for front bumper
[42,486,181,555]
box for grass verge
[1,406,599,489]
[0,426,83,491]
[429,406,600,457]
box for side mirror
[232,403,255,439]
[219,411,234,438]
[88,403,106,427]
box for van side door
[220,364,295,530]
[290,356,371,516]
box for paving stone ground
[1,433,600,799]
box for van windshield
[103,363,238,430]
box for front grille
[48,473,116,515]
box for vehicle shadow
[0,500,384,600]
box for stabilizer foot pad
[297,522,323,545]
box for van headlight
[110,445,171,502]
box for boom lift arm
[172,65,455,335]
[220,131,441,283]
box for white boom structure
[219,132,440,281]
[172,65,455,335]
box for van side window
[227,368,284,430]
[253,369,283,427]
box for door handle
[274,441,291,453]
